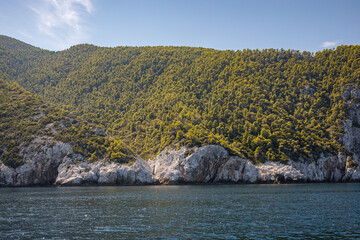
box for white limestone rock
[0,163,15,185]
[289,153,347,182]
[127,158,154,184]
[150,145,229,184]
[214,156,258,183]
[149,148,185,184]
[151,145,262,184]
[242,160,259,182]
[55,157,154,186]
[257,161,304,182]
[344,168,360,181]
[150,145,352,184]
[98,163,118,184]
[0,140,72,187]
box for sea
[1,183,360,239]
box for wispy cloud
[321,41,337,48]
[18,30,34,40]
[30,0,93,50]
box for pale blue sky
[1,0,359,52]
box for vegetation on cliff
[0,35,359,163]
[0,79,134,168]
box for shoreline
[2,179,360,188]
[2,145,360,187]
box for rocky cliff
[1,141,360,186]
[0,79,136,186]
[1,89,360,187]
[53,142,360,186]
[341,85,360,181]
[0,138,72,186]
[55,157,153,186]
[48,87,360,186]
[51,97,360,185]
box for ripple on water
[0,184,359,239]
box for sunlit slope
[0,79,134,168]
[0,36,359,162]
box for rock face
[150,145,229,184]
[214,156,258,183]
[1,142,360,186]
[341,85,360,181]
[289,153,347,182]
[148,145,357,184]
[256,161,304,183]
[0,138,72,186]
[55,157,154,186]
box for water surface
[1,183,360,239]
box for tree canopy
[0,79,134,168]
[1,36,359,163]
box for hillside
[0,35,41,51]
[0,79,134,169]
[0,36,359,164]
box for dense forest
[0,35,359,164]
[0,78,134,168]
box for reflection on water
[1,184,360,239]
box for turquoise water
[0,184,360,239]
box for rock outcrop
[289,153,347,182]
[55,157,154,186]
[150,145,229,184]
[214,156,258,183]
[0,138,72,186]
[2,143,360,186]
[148,145,358,184]
[256,161,304,183]
[341,85,360,181]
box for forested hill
[0,36,359,163]
[0,79,134,168]
[0,35,41,51]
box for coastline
[2,145,360,187]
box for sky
[0,0,359,52]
